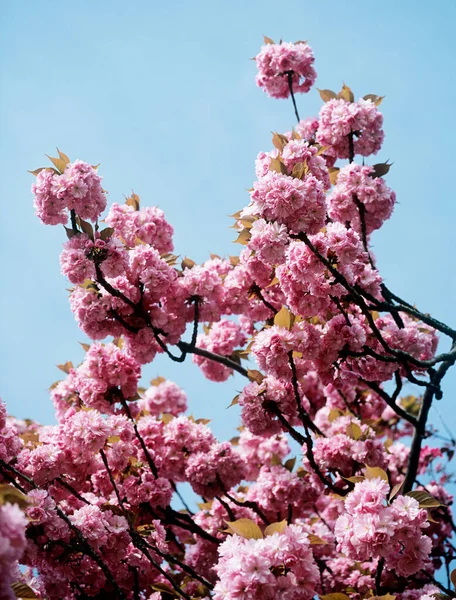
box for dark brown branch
[403,350,456,493]
[118,394,159,478]
[361,379,417,426]
[286,71,300,122]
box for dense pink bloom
[0,502,28,600]
[105,203,174,253]
[250,171,326,234]
[193,320,247,381]
[214,524,319,599]
[327,163,396,234]
[317,98,384,158]
[335,478,432,577]
[74,342,141,411]
[255,41,316,99]
[32,168,68,225]
[185,442,246,498]
[140,379,187,416]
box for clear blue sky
[1,0,456,444]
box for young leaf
[263,35,275,45]
[125,192,140,210]
[371,162,392,178]
[317,89,337,102]
[308,533,328,545]
[56,147,70,165]
[64,226,78,240]
[247,369,264,385]
[227,395,239,408]
[77,217,94,240]
[365,465,388,483]
[45,154,67,174]
[271,132,288,151]
[328,167,340,185]
[225,518,263,539]
[450,568,456,589]
[274,306,294,330]
[233,229,251,245]
[181,256,197,269]
[10,582,39,599]
[346,422,363,440]
[389,481,404,501]
[363,94,385,106]
[405,490,443,508]
[100,227,115,241]
[0,485,29,510]
[284,457,296,472]
[264,520,287,536]
[320,594,350,600]
[338,83,355,102]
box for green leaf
[225,518,263,539]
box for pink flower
[255,41,317,99]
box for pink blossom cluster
[193,320,247,381]
[60,232,128,284]
[74,342,141,412]
[316,98,384,158]
[335,478,432,577]
[213,524,319,599]
[277,223,381,318]
[18,36,455,600]
[105,202,174,253]
[246,464,317,520]
[0,401,23,462]
[139,379,187,416]
[0,501,28,600]
[32,160,106,225]
[250,171,326,234]
[328,163,396,234]
[255,41,316,99]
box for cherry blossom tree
[1,36,456,600]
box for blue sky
[1,0,456,444]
